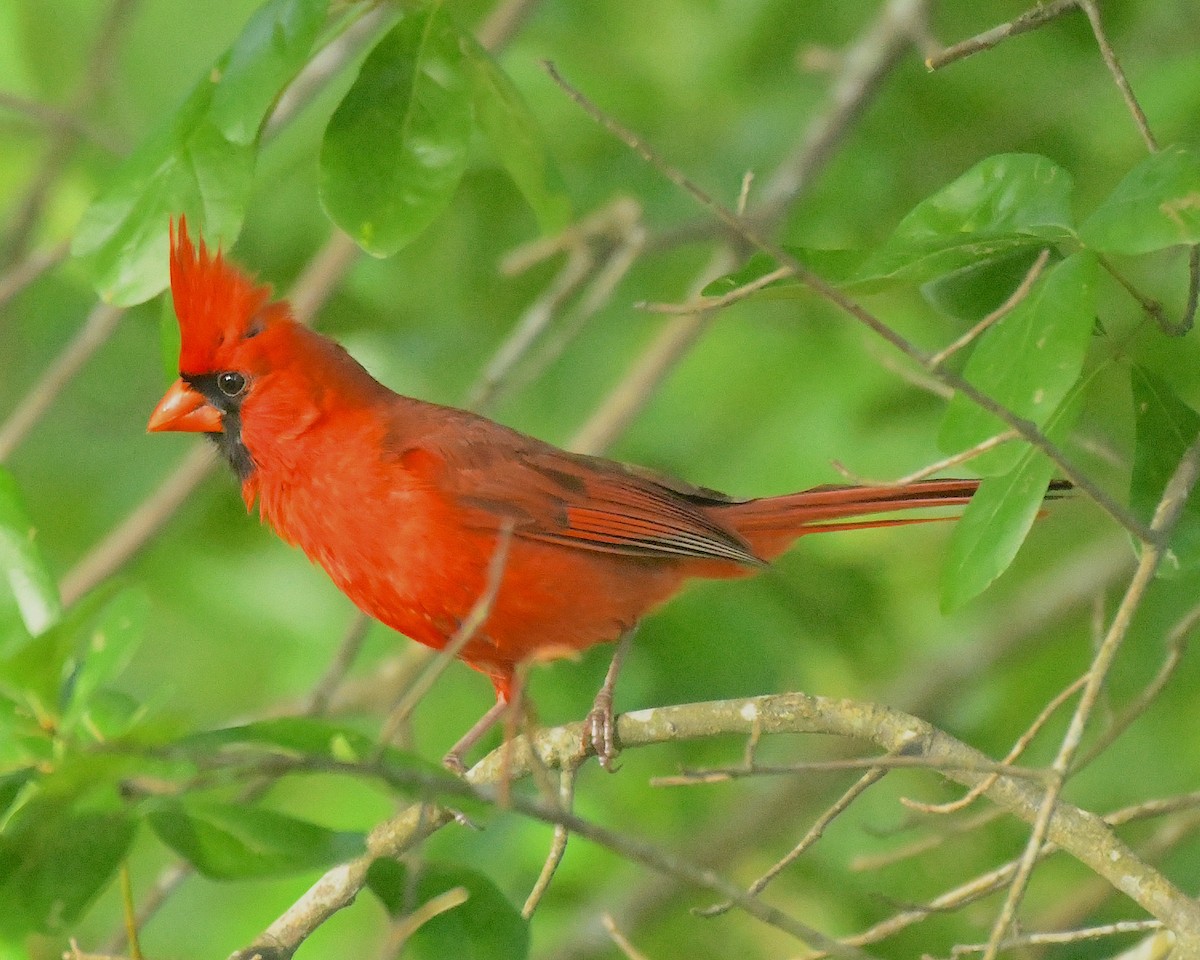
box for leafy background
[3,1,1200,958]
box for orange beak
[148,378,223,433]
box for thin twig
[522,764,579,918]
[653,754,1050,787]
[602,914,653,960]
[0,303,124,461]
[1076,0,1158,153]
[850,808,1004,872]
[298,614,371,717]
[1072,597,1200,772]
[568,248,732,455]
[831,432,1017,487]
[2,0,138,264]
[954,919,1164,955]
[638,265,792,315]
[697,764,889,918]
[928,249,1051,368]
[901,673,1085,816]
[925,0,1080,71]
[0,239,71,312]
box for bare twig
[954,919,1164,955]
[0,239,71,311]
[925,0,1079,71]
[927,248,1051,368]
[567,273,724,455]
[653,754,1050,787]
[297,614,371,717]
[602,914,653,960]
[1076,0,1158,153]
[831,431,1018,487]
[638,265,792,315]
[0,303,124,461]
[522,764,579,918]
[697,764,889,918]
[901,673,1085,816]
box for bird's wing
[389,409,762,567]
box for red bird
[150,219,988,769]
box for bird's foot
[442,750,469,776]
[582,689,620,771]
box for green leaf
[60,588,149,734]
[320,4,473,256]
[1081,145,1200,254]
[209,0,329,145]
[855,154,1076,286]
[0,468,60,640]
[72,0,330,304]
[459,33,572,233]
[146,799,364,879]
[941,455,1057,613]
[71,76,255,305]
[0,583,123,722]
[370,860,529,960]
[1130,367,1200,575]
[941,388,1082,611]
[920,248,1052,323]
[939,251,1098,475]
[0,793,135,935]
[0,768,34,823]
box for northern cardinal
[149,218,1009,769]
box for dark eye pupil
[217,372,246,397]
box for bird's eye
[217,371,247,397]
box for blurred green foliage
[3,1,1200,958]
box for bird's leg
[443,698,508,774]
[582,628,636,771]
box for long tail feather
[720,477,1068,561]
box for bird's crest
[170,216,274,373]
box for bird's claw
[582,693,620,771]
[442,751,469,776]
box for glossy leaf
[320,5,472,256]
[939,251,1098,475]
[855,154,1076,285]
[0,794,135,935]
[209,0,329,145]
[1,584,122,721]
[72,0,330,304]
[941,450,1057,612]
[59,588,149,733]
[920,248,1051,323]
[941,387,1082,611]
[72,72,255,305]
[1130,367,1200,575]
[1081,145,1200,254]
[146,799,364,879]
[0,468,60,640]
[369,860,529,960]
[460,33,571,233]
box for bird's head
[148,216,294,480]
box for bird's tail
[719,478,1067,562]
